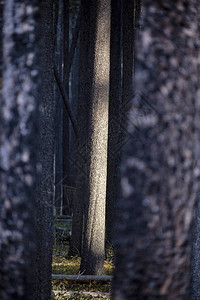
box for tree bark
[0,0,3,78]
[106,0,122,244]
[34,0,55,299]
[80,0,111,275]
[69,0,90,257]
[121,0,135,120]
[54,0,63,216]
[62,0,71,216]
[0,0,40,298]
[112,1,200,299]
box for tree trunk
[106,0,122,244]
[80,0,111,275]
[62,0,71,216]
[54,0,63,216]
[121,0,135,120]
[69,1,89,257]
[0,0,40,298]
[112,1,200,299]
[0,0,3,79]
[34,0,55,299]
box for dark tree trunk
[112,1,200,299]
[0,0,40,298]
[106,0,122,244]
[122,0,135,119]
[62,0,71,216]
[69,36,79,186]
[54,0,63,216]
[34,0,55,299]
[69,1,89,257]
[80,0,111,275]
[0,0,3,79]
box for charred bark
[112,1,200,299]
[0,1,40,298]
[34,0,55,299]
[106,0,122,245]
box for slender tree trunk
[62,0,71,216]
[54,0,63,216]
[121,0,135,118]
[34,1,55,299]
[106,0,122,244]
[112,1,200,299]
[80,0,111,275]
[69,1,89,257]
[69,36,79,186]
[0,0,3,79]
[0,0,40,298]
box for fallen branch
[56,215,72,219]
[55,219,72,222]
[52,290,110,298]
[52,274,112,282]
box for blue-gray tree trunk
[0,0,40,298]
[34,0,55,299]
[112,1,200,298]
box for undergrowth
[52,220,114,299]
[52,252,113,299]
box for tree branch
[54,65,78,137]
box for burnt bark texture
[0,0,3,78]
[112,1,200,299]
[0,0,40,299]
[106,0,122,244]
[80,0,111,275]
[69,0,89,257]
[121,0,135,122]
[62,0,71,216]
[34,0,55,299]
[54,0,63,216]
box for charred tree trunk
[54,0,63,216]
[62,0,71,216]
[0,0,40,298]
[106,0,122,244]
[0,0,3,80]
[80,0,111,275]
[121,0,135,120]
[69,1,89,257]
[34,0,55,299]
[112,1,200,299]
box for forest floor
[52,220,114,299]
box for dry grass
[52,253,114,299]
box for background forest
[0,0,200,300]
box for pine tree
[34,1,55,299]
[80,0,111,275]
[0,0,40,298]
[112,1,200,298]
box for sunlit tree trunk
[0,0,40,298]
[34,0,55,299]
[80,0,111,275]
[112,1,200,299]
